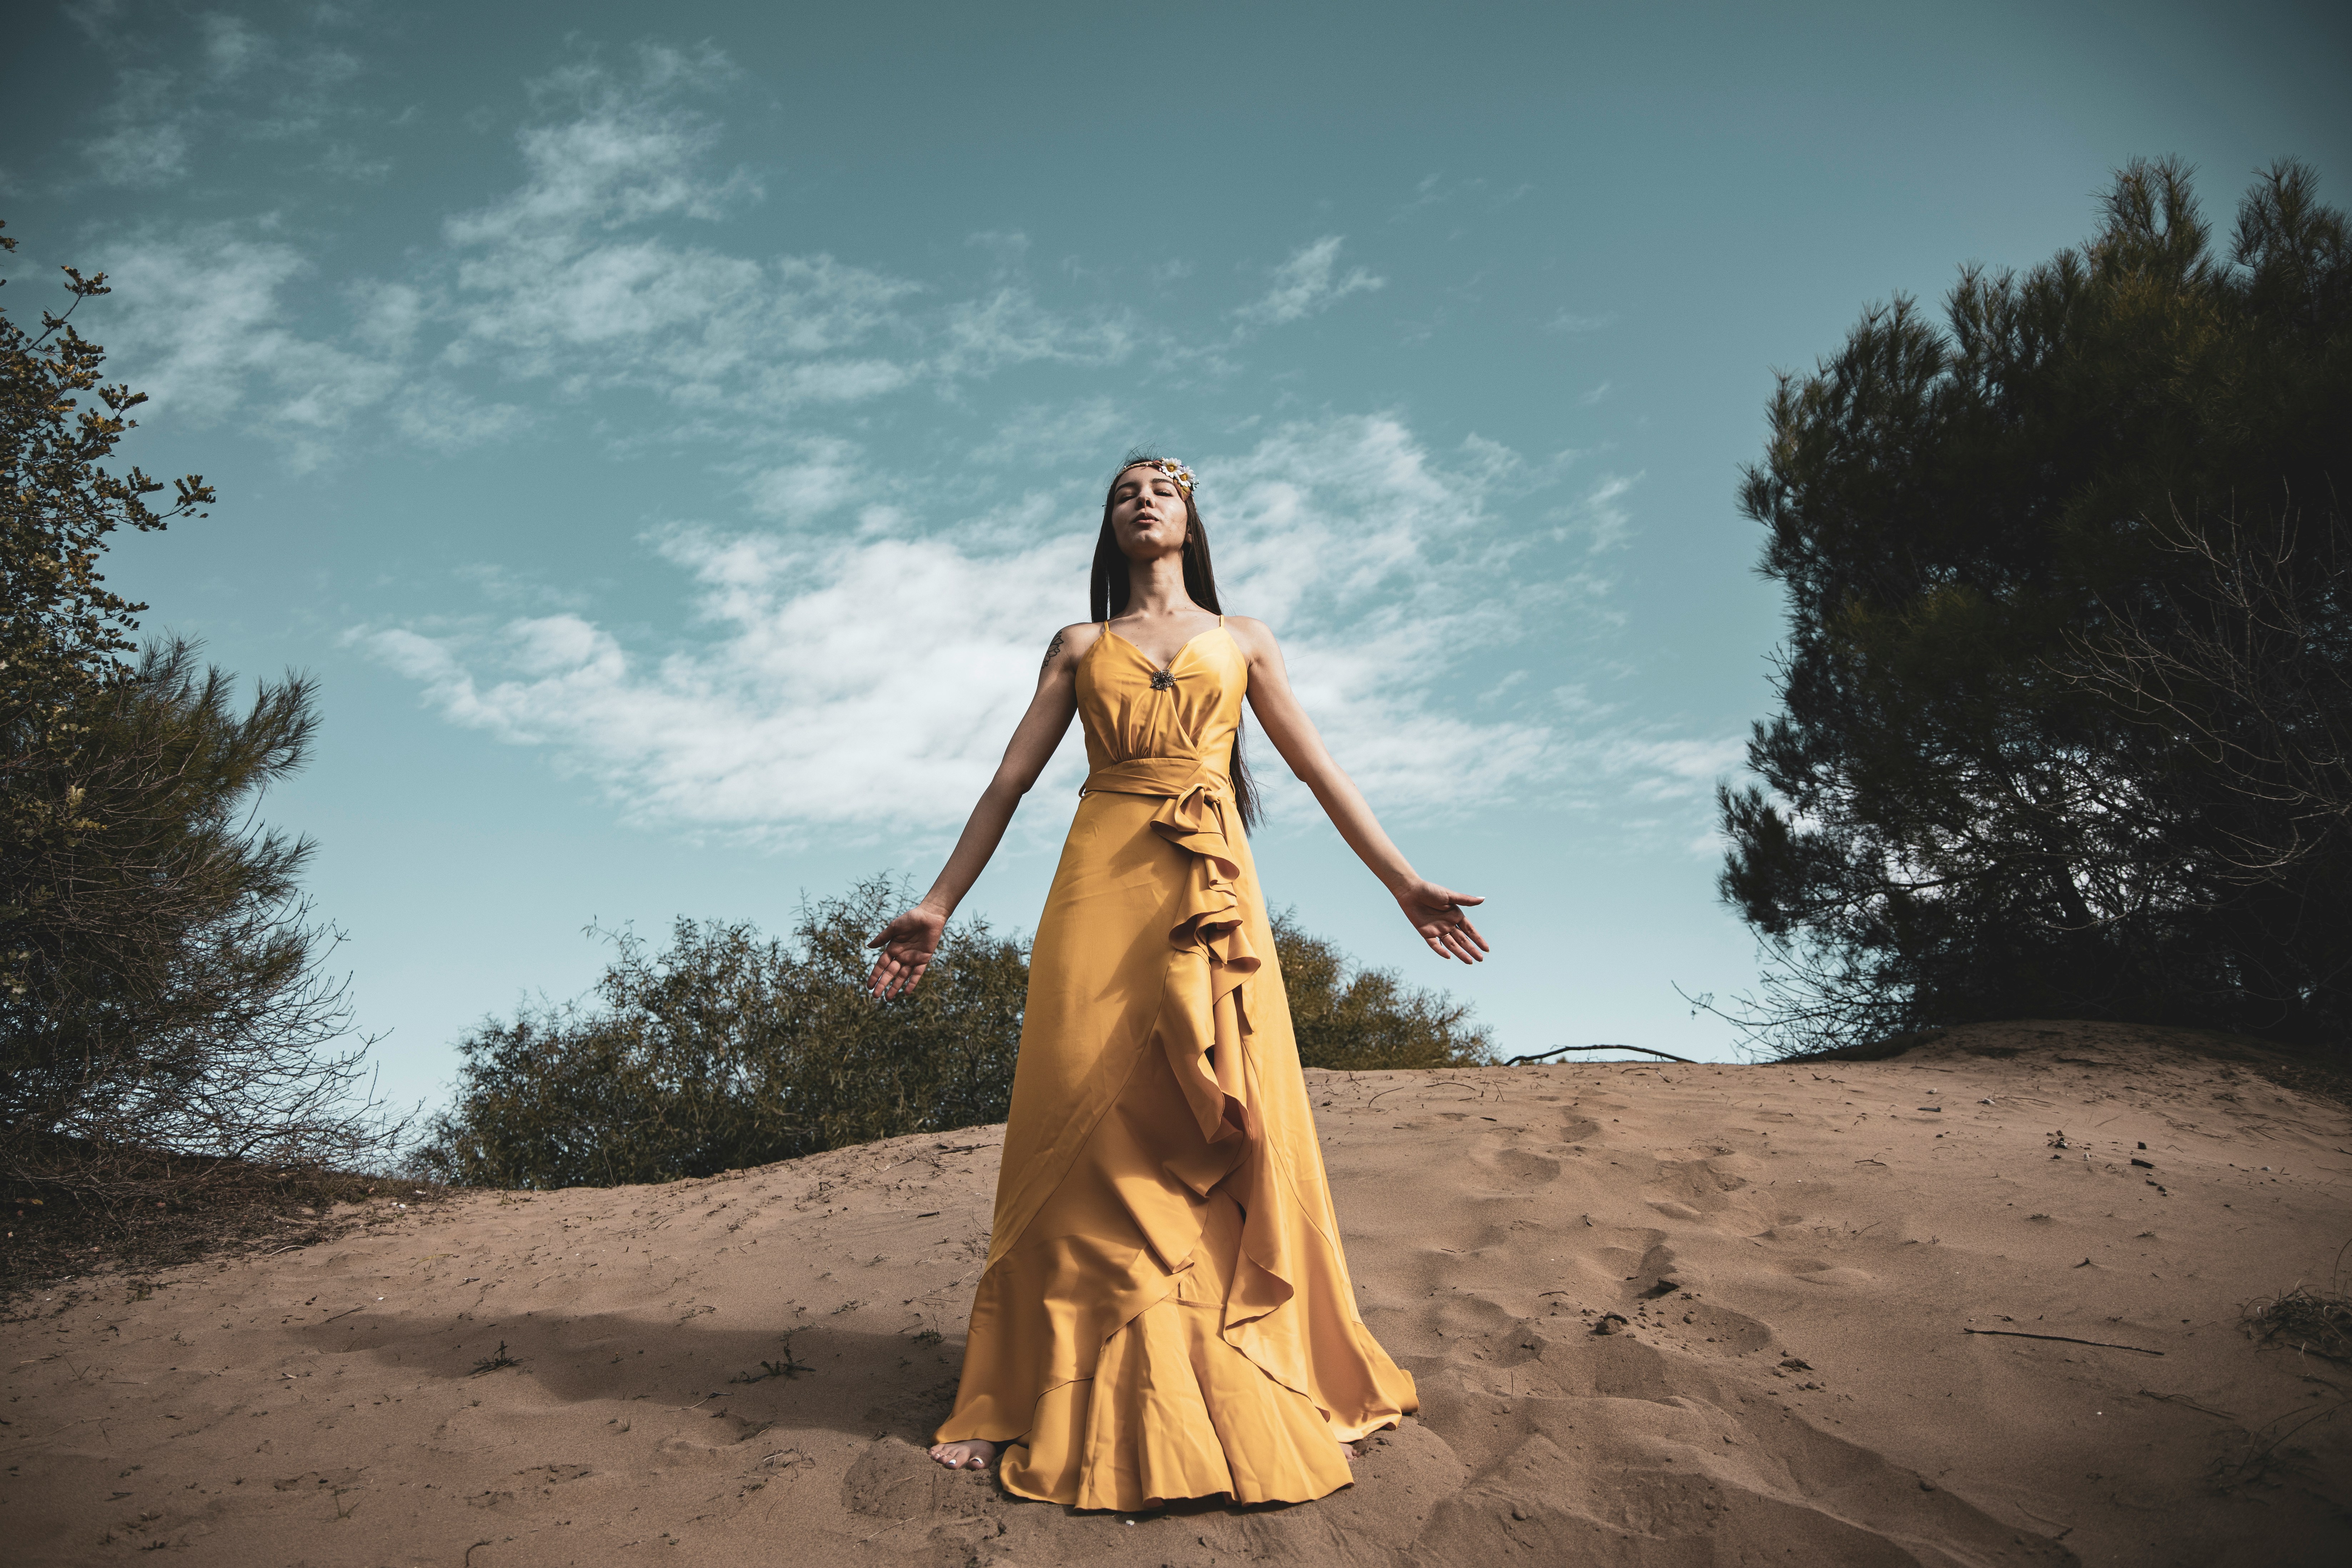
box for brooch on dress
[1149,668,1176,692]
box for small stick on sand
[2139,1389,2236,1420]
[1962,1328,2164,1355]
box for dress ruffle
[998,1191,1354,1509]
[1090,757,1261,1150]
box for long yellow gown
[933,619,1418,1511]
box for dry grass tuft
[2240,1282,2352,1363]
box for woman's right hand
[867,904,948,999]
[1395,879,1489,964]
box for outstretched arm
[1225,617,1489,964]
[866,624,1101,997]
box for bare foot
[1338,1439,1360,1463]
[930,1439,996,1472]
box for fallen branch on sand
[1508,1044,1697,1066]
[2139,1389,2236,1420]
[1962,1328,2163,1355]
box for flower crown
[1140,458,1196,496]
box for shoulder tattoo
[1041,628,1066,670]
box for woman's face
[1108,465,1191,560]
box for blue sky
[4,0,2346,1113]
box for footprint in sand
[1486,1147,1563,1186]
[1782,1260,1876,1287]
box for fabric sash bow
[1083,757,1261,1144]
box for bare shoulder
[1041,621,1102,672]
[1221,615,1282,660]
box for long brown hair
[1090,453,1260,830]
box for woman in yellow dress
[865,454,1488,1512]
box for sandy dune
[8,1021,2349,1566]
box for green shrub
[414,884,1493,1190]
[409,876,1027,1189]
[1273,910,1495,1070]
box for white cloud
[65,35,1176,462]
[1390,174,1446,223]
[63,0,124,42]
[76,49,942,457]
[80,52,198,187]
[749,356,916,407]
[76,11,376,188]
[530,40,739,109]
[980,398,1133,469]
[1235,237,1384,328]
[1545,310,1618,334]
[200,13,265,77]
[86,114,189,186]
[389,383,534,451]
[1197,417,1558,815]
[940,288,1134,375]
[359,413,1720,839]
[443,106,753,252]
[349,280,425,355]
[356,529,1083,838]
[88,226,544,462]
[453,562,593,612]
[92,226,394,450]
[438,90,774,382]
[743,437,869,522]
[434,57,1142,414]
[1601,737,1748,802]
[1389,174,1532,225]
[1559,472,1642,554]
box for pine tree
[1718,160,2351,1055]
[2,224,387,1193]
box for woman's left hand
[867,903,948,999]
[1396,880,1489,964]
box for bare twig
[1962,1328,2163,1355]
[2138,1388,2237,1420]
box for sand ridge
[6,1020,2348,1565]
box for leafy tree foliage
[414,885,1492,1190]
[1718,159,2351,1055]
[0,222,212,733]
[1275,910,1494,1070]
[2,225,384,1194]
